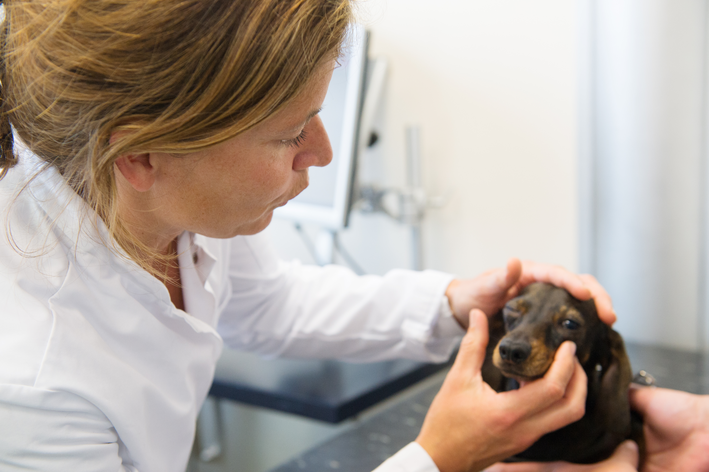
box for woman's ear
[115,153,156,192]
[111,130,156,192]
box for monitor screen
[273,24,368,229]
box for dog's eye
[502,309,521,330]
[504,317,520,330]
[561,319,580,330]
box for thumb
[628,385,655,418]
[607,440,639,467]
[450,309,489,377]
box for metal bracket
[353,126,447,270]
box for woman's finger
[502,342,579,416]
[504,258,523,289]
[514,262,615,326]
[578,274,616,325]
[522,360,587,434]
[518,261,592,302]
[479,259,522,300]
[448,309,490,378]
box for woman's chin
[236,212,275,236]
[198,212,275,239]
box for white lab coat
[0,145,463,472]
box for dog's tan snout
[498,338,531,364]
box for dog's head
[492,282,601,381]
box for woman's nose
[292,115,333,171]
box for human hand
[416,309,587,472]
[629,386,709,472]
[482,440,639,472]
[445,259,615,329]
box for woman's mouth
[276,183,309,208]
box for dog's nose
[498,339,531,364]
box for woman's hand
[483,440,639,472]
[416,309,587,472]
[629,386,709,472]
[445,258,615,328]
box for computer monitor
[273,24,369,230]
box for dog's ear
[595,329,633,437]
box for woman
[0,1,623,471]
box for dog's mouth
[495,365,544,383]
[492,341,554,381]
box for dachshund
[481,282,644,464]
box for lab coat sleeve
[0,383,137,472]
[372,442,440,472]
[216,233,465,362]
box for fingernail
[566,341,577,356]
[622,440,638,453]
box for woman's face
[142,61,335,241]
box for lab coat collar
[177,231,218,327]
[15,138,111,260]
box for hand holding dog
[482,440,639,472]
[628,386,709,472]
[482,387,709,472]
[445,259,616,329]
[416,309,587,472]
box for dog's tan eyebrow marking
[513,300,530,314]
[559,307,583,320]
[550,306,566,320]
[505,300,526,313]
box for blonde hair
[0,0,351,275]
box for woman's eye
[281,129,308,148]
[561,319,580,330]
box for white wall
[582,0,708,351]
[268,0,580,281]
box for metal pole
[578,0,597,276]
[405,126,423,271]
[698,0,709,355]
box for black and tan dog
[481,282,644,464]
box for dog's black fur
[481,282,644,464]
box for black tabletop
[208,348,455,423]
[269,342,709,472]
